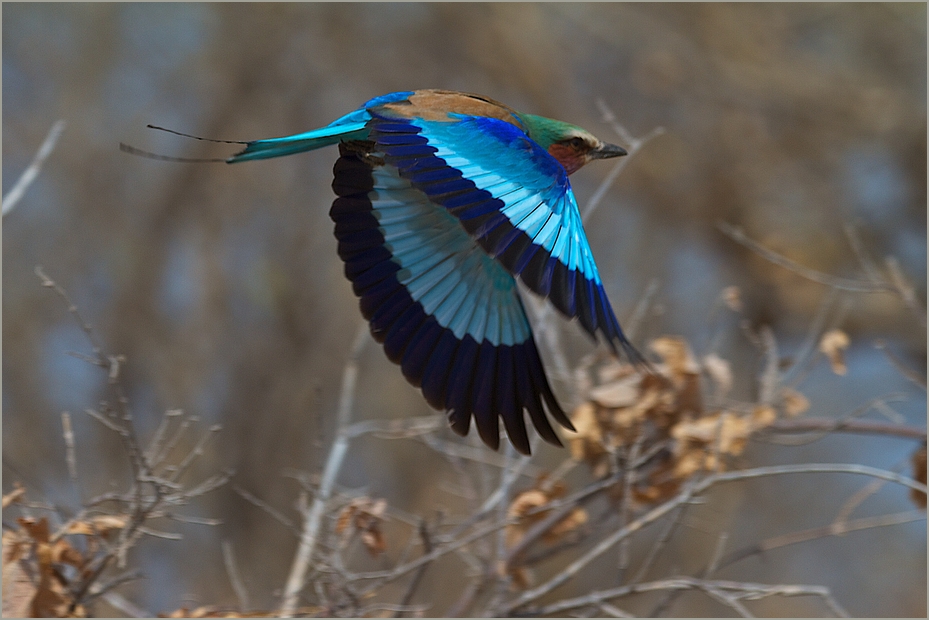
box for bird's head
[519,113,627,175]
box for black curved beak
[589,142,627,160]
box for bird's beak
[589,142,627,160]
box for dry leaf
[545,505,588,540]
[650,336,700,380]
[596,358,634,384]
[780,387,810,417]
[589,374,640,408]
[61,515,128,537]
[722,286,743,312]
[671,411,754,475]
[675,370,704,418]
[632,459,683,504]
[506,485,587,551]
[508,490,549,520]
[498,560,532,590]
[567,403,606,465]
[3,530,35,618]
[702,354,733,399]
[751,405,777,429]
[335,497,388,557]
[334,505,353,536]
[672,446,707,478]
[18,517,51,544]
[361,529,387,557]
[819,329,850,375]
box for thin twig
[757,326,779,406]
[885,256,927,328]
[623,278,661,344]
[223,540,250,612]
[629,502,686,585]
[875,339,927,389]
[279,323,369,617]
[717,222,893,293]
[521,576,850,617]
[82,571,144,608]
[718,510,925,570]
[582,106,663,223]
[152,416,192,473]
[143,409,184,466]
[352,514,516,585]
[3,120,66,217]
[231,484,298,533]
[393,520,434,617]
[167,424,223,483]
[780,288,839,387]
[35,266,105,358]
[61,412,79,484]
[764,416,925,442]
[99,592,150,618]
[501,462,925,613]
[598,600,634,617]
[445,577,484,617]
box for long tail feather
[227,122,369,163]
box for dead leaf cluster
[1,486,136,618]
[505,481,588,549]
[569,336,811,504]
[503,479,588,588]
[334,497,388,557]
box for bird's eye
[567,137,586,150]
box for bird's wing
[366,110,644,365]
[331,143,574,455]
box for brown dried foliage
[503,479,588,588]
[569,335,806,504]
[335,497,388,557]
[1,505,115,618]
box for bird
[213,90,645,454]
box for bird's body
[228,90,643,454]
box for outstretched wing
[330,142,574,455]
[366,110,645,366]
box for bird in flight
[135,90,647,455]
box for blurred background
[3,3,925,616]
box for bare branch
[392,519,433,617]
[501,462,925,613]
[719,510,925,569]
[3,120,66,217]
[167,423,223,483]
[885,256,927,328]
[61,411,79,484]
[223,540,251,612]
[717,222,894,293]
[279,323,369,617]
[583,99,664,222]
[232,484,298,533]
[765,417,925,442]
[875,339,927,390]
[522,576,850,617]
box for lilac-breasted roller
[228,90,645,455]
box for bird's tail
[226,122,369,163]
